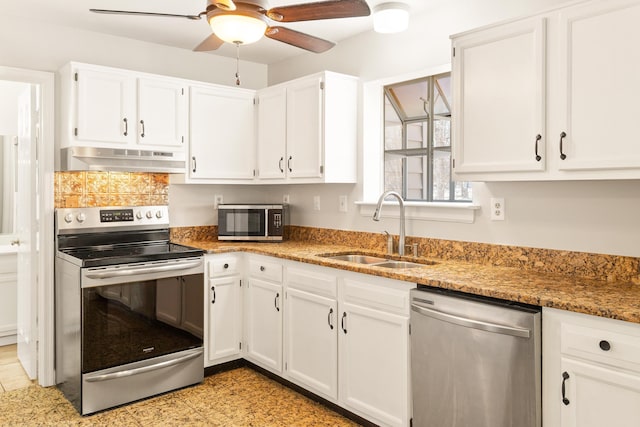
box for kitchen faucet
[373,190,406,256]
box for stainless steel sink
[319,253,437,269]
[325,254,388,264]
[372,261,427,269]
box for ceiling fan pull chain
[235,42,241,86]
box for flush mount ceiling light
[209,14,268,45]
[373,2,410,34]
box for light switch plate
[313,196,321,211]
[339,195,348,212]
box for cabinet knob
[224,263,229,269]
[599,340,611,351]
[260,266,265,272]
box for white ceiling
[0,0,436,64]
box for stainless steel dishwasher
[410,287,541,427]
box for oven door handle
[85,259,203,279]
[84,348,203,383]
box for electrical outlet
[313,196,321,211]
[338,195,348,212]
[283,194,290,204]
[214,194,223,208]
[490,198,505,221]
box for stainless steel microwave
[217,204,287,241]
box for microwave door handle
[85,259,203,279]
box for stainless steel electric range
[54,205,205,415]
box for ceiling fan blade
[265,27,335,53]
[266,0,370,23]
[89,9,204,21]
[193,34,225,51]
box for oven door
[81,257,204,374]
[218,207,266,240]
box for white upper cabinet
[60,62,186,151]
[255,71,358,184]
[555,0,640,175]
[187,84,256,182]
[452,17,546,175]
[452,0,640,181]
[256,85,287,180]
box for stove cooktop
[58,242,204,268]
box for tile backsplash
[54,171,169,208]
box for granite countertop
[176,239,640,324]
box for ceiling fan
[89,0,371,54]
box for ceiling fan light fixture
[373,2,410,34]
[209,14,267,45]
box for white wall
[166,0,640,258]
[0,15,267,89]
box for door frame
[0,66,55,386]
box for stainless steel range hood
[60,146,186,173]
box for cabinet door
[257,85,287,180]
[286,76,323,180]
[285,287,338,400]
[560,358,640,427]
[452,17,546,175]
[556,0,640,172]
[137,77,186,148]
[245,278,282,373]
[339,301,409,427]
[75,67,136,145]
[189,85,255,180]
[206,275,241,364]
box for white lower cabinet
[282,261,413,427]
[284,266,338,400]
[245,256,283,374]
[204,254,242,367]
[543,307,640,427]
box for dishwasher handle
[411,302,531,338]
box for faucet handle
[384,230,394,254]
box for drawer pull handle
[341,312,347,334]
[328,308,334,330]
[561,371,570,406]
[274,292,280,312]
[211,286,216,304]
[534,134,542,161]
[599,340,611,351]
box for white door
[556,0,640,172]
[286,76,323,179]
[285,287,338,399]
[338,302,409,427]
[207,275,241,363]
[560,357,640,427]
[75,67,135,145]
[16,85,37,379]
[452,17,546,175]
[256,85,287,180]
[137,77,186,148]
[245,278,282,373]
[189,85,255,180]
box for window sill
[355,201,480,224]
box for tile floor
[0,366,360,426]
[0,344,33,392]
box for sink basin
[372,261,427,269]
[319,253,437,269]
[323,254,388,264]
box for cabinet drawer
[249,258,283,283]
[342,277,410,316]
[561,322,640,373]
[207,256,240,277]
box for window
[383,73,471,202]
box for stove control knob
[76,213,86,223]
[136,211,143,220]
[146,211,153,219]
[155,210,163,219]
[64,213,73,223]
